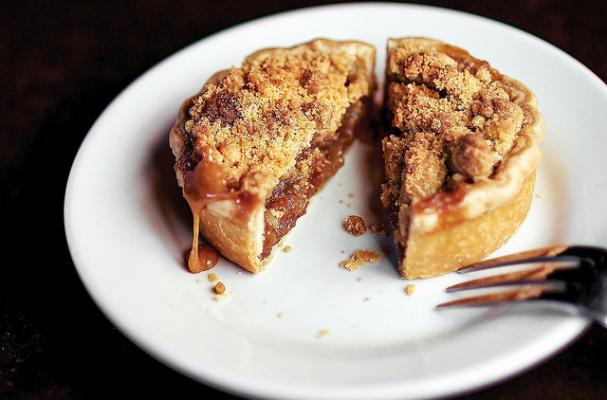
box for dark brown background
[2,1,607,399]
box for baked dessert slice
[170,39,376,273]
[381,38,543,279]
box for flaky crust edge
[169,39,376,272]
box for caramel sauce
[182,148,255,273]
[187,243,219,273]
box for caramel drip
[184,149,225,273]
[188,212,202,273]
[182,148,256,272]
[187,212,219,273]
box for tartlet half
[170,39,376,273]
[381,38,544,279]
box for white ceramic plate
[64,3,607,399]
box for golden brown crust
[170,39,376,272]
[198,197,268,272]
[383,37,543,279]
[403,172,536,278]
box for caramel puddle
[187,215,219,273]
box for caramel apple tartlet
[170,39,376,273]
[381,38,543,279]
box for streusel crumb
[344,215,367,236]
[214,281,226,294]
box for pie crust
[381,38,544,279]
[170,39,376,272]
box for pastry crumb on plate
[213,281,226,294]
[344,215,367,236]
[339,250,381,271]
[318,329,331,338]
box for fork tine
[457,255,580,274]
[457,245,572,273]
[436,286,556,309]
[446,264,577,292]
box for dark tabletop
[2,1,607,399]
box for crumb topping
[384,40,529,205]
[401,132,447,201]
[380,132,446,209]
[338,249,381,271]
[344,215,367,236]
[181,41,373,191]
[448,133,496,180]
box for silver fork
[436,245,607,328]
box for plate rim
[64,2,605,399]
